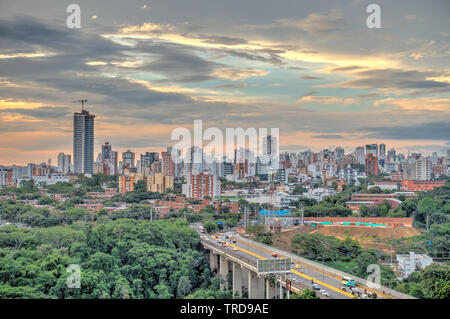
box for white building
[57,153,72,174]
[396,252,433,279]
[18,174,70,187]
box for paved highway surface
[193,225,376,299]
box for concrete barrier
[234,235,416,299]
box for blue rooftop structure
[259,209,291,216]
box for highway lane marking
[210,235,354,298]
[233,236,388,299]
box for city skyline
[0,0,449,165]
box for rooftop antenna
[73,99,88,111]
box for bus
[341,276,356,287]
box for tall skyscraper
[355,146,365,165]
[366,144,378,158]
[379,144,386,157]
[73,109,95,174]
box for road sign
[257,258,291,275]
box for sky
[0,0,449,166]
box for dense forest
[0,218,230,299]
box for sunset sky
[0,0,449,166]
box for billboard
[257,258,291,275]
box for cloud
[277,9,343,35]
[212,68,269,81]
[325,68,450,91]
[361,121,450,140]
[215,83,248,89]
[299,75,323,80]
[312,134,345,139]
[373,97,450,111]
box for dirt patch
[272,225,421,253]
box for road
[194,225,374,299]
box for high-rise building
[184,170,220,200]
[57,153,71,174]
[388,148,396,161]
[161,151,175,176]
[365,144,378,158]
[73,109,95,174]
[335,147,345,159]
[263,135,277,156]
[379,144,386,157]
[355,146,365,165]
[415,157,432,181]
[147,173,174,193]
[365,153,379,176]
[122,150,135,169]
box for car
[233,247,238,251]
[203,236,209,240]
[322,291,330,297]
[362,294,369,298]
[312,284,320,290]
[294,264,301,269]
[232,240,236,243]
[222,243,227,247]
[272,253,278,257]
[217,240,223,244]
[340,286,347,291]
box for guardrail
[201,240,305,296]
[234,235,416,299]
[201,240,258,272]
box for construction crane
[73,99,88,111]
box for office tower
[379,144,386,157]
[102,142,112,160]
[388,148,396,161]
[122,150,135,169]
[57,153,71,174]
[73,108,95,174]
[335,147,345,159]
[365,153,379,176]
[263,135,277,156]
[365,144,378,158]
[356,146,365,165]
[184,146,204,176]
[99,142,118,175]
[140,152,159,171]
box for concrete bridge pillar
[232,262,243,298]
[220,255,229,290]
[266,278,276,299]
[248,271,264,299]
[209,251,218,273]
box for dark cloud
[361,121,450,140]
[312,134,344,139]
[182,33,248,45]
[0,106,71,119]
[336,68,450,90]
[300,75,323,80]
[215,83,248,89]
